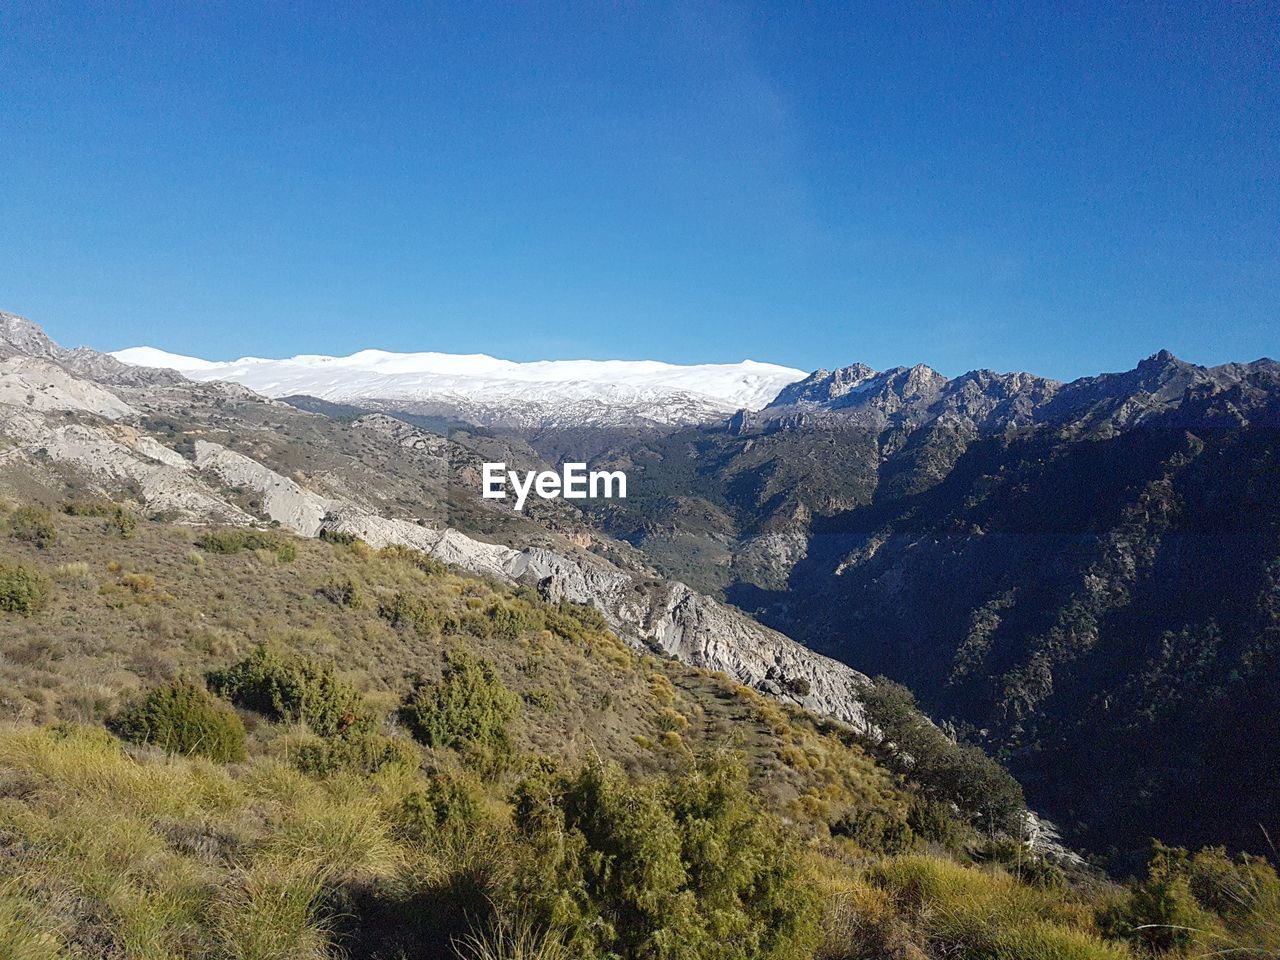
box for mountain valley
[0,309,1276,958]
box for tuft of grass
[213,862,334,960]
[456,913,571,960]
[865,855,1127,960]
[52,561,93,588]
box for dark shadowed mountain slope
[550,351,1280,860]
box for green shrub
[486,599,545,641]
[62,497,116,517]
[196,528,296,561]
[906,796,968,849]
[514,756,820,960]
[862,677,1024,833]
[401,651,519,766]
[831,807,915,854]
[109,681,247,762]
[379,591,456,634]
[0,561,52,615]
[378,543,449,576]
[1099,843,1280,956]
[208,645,374,738]
[394,770,489,844]
[317,576,365,609]
[10,506,57,548]
[1098,843,1216,954]
[291,729,419,776]
[785,677,812,697]
[318,529,360,546]
[104,506,139,538]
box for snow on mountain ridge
[111,346,806,423]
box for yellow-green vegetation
[110,680,248,762]
[1098,842,1280,957]
[8,505,58,550]
[0,559,52,615]
[402,649,521,771]
[0,506,1275,958]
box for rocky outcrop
[319,509,873,730]
[193,440,336,536]
[0,412,249,523]
[0,357,137,420]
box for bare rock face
[193,440,335,536]
[733,529,810,587]
[0,357,138,420]
[0,314,63,359]
[0,411,249,523]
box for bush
[1098,843,1216,954]
[379,592,456,635]
[378,543,449,576]
[394,770,489,844]
[785,677,812,697]
[318,529,360,546]
[317,576,365,609]
[830,807,915,854]
[907,796,967,849]
[105,506,139,538]
[1099,843,1280,956]
[291,729,419,776]
[208,645,374,738]
[10,506,56,548]
[514,756,820,960]
[862,677,1024,833]
[109,681,247,762]
[0,561,52,615]
[196,528,296,561]
[62,498,115,517]
[402,651,519,766]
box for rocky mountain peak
[0,312,62,360]
[0,309,185,387]
[767,362,879,408]
[1134,348,1191,377]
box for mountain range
[8,310,1280,865]
[562,349,1280,862]
[111,345,805,428]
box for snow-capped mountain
[110,346,806,428]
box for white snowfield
[110,346,806,427]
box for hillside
[2,507,1277,959]
[2,311,1278,956]
[0,312,877,727]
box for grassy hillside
[0,504,1274,959]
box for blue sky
[1,2,1276,380]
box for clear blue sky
[1,2,1276,379]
